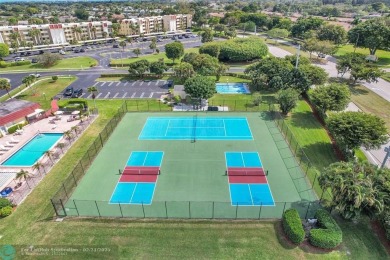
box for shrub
[7,122,28,134]
[52,75,58,81]
[199,37,268,62]
[0,206,13,217]
[0,198,12,209]
[309,209,342,249]
[282,209,305,244]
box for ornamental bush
[199,37,268,62]
[0,206,13,217]
[282,209,305,244]
[309,209,342,249]
[0,198,12,209]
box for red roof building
[0,99,40,130]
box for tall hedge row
[199,37,268,62]
[309,209,342,249]
[282,209,305,244]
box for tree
[149,59,168,78]
[239,21,256,33]
[173,62,195,83]
[303,38,337,59]
[214,24,227,33]
[0,43,9,59]
[310,83,350,114]
[216,64,229,81]
[199,44,220,58]
[189,54,219,76]
[119,41,126,52]
[184,76,216,100]
[0,78,11,98]
[32,161,45,176]
[317,24,347,45]
[45,150,55,165]
[327,112,388,152]
[74,9,89,20]
[201,29,213,43]
[149,40,157,53]
[319,161,385,220]
[52,76,58,81]
[288,69,311,93]
[165,41,184,64]
[224,28,237,39]
[8,17,18,26]
[291,17,324,39]
[299,64,328,86]
[16,169,32,189]
[276,88,299,115]
[133,48,141,57]
[350,65,384,84]
[38,53,61,67]
[22,75,35,90]
[71,125,80,137]
[267,28,289,43]
[128,60,150,78]
[56,143,65,154]
[87,86,98,108]
[336,53,366,77]
[348,17,390,55]
[64,130,74,143]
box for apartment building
[118,14,192,36]
[0,21,112,48]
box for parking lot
[59,79,171,100]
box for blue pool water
[2,133,63,167]
[216,83,250,94]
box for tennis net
[122,168,160,175]
[226,168,267,176]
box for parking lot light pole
[381,146,390,169]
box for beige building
[118,14,192,36]
[0,21,112,48]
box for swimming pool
[1,133,63,167]
[216,83,250,94]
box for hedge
[7,122,28,134]
[0,198,12,209]
[309,209,342,249]
[0,60,31,68]
[0,206,13,217]
[100,73,172,78]
[282,209,305,244]
[199,37,268,62]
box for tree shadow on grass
[288,111,322,130]
[349,85,369,96]
[301,142,339,168]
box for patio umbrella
[71,111,80,115]
[54,111,64,115]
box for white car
[14,57,25,62]
[29,73,41,78]
[59,50,66,55]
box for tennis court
[65,112,318,219]
[139,117,253,140]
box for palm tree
[91,27,97,39]
[56,142,65,154]
[127,37,133,45]
[16,169,32,189]
[72,27,82,41]
[44,150,55,165]
[64,130,74,143]
[71,125,80,137]
[10,41,19,52]
[27,42,34,50]
[119,40,126,52]
[20,41,27,50]
[28,29,40,45]
[102,31,108,39]
[87,86,98,108]
[32,161,45,176]
[133,48,141,57]
[0,78,11,98]
[9,31,21,45]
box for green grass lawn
[110,48,199,66]
[335,45,390,68]
[15,77,77,110]
[382,72,390,83]
[0,98,387,258]
[0,56,98,71]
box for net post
[235,203,238,219]
[50,199,60,216]
[258,202,262,219]
[142,202,145,218]
[119,202,123,217]
[118,169,122,175]
[188,201,191,219]
[73,200,80,216]
[305,202,311,219]
[95,200,101,217]
[165,201,168,218]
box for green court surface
[64,112,318,219]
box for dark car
[0,187,13,198]
[31,58,38,63]
[80,49,85,53]
[74,49,80,53]
[113,44,119,48]
[72,89,83,98]
[178,36,183,39]
[64,87,74,97]
[186,29,191,32]
[184,34,190,38]
[39,50,44,54]
[142,38,148,42]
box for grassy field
[110,48,199,66]
[335,45,390,68]
[348,84,390,132]
[382,72,390,83]
[15,76,77,110]
[0,91,387,258]
[0,57,98,71]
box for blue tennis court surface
[139,117,253,140]
[110,182,156,204]
[230,184,274,206]
[225,152,262,168]
[126,151,164,166]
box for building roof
[0,99,40,126]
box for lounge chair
[10,137,20,143]
[4,142,14,147]
[0,145,10,151]
[15,129,23,135]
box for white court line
[113,93,119,98]
[165,119,171,137]
[148,92,154,98]
[222,119,227,136]
[140,92,145,98]
[248,184,254,206]
[129,183,138,204]
[95,93,102,99]
[131,92,136,98]
[104,92,110,98]
[241,152,246,167]
[108,182,122,204]
[142,152,149,166]
[122,92,127,98]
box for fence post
[59,199,67,217]
[79,160,85,173]
[95,201,101,217]
[282,202,287,215]
[62,184,69,200]
[188,201,191,219]
[136,100,139,111]
[235,203,238,219]
[125,100,128,112]
[305,202,311,219]
[312,169,317,187]
[212,201,214,219]
[50,199,60,216]
[165,201,168,218]
[258,203,262,219]
[87,150,92,163]
[142,202,145,218]
[99,133,104,147]
[119,203,123,217]
[73,200,80,216]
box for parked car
[64,87,74,97]
[0,187,13,198]
[59,50,66,55]
[74,49,80,53]
[318,53,326,58]
[29,73,41,78]
[80,49,85,53]
[186,29,191,32]
[72,89,83,98]
[14,57,25,62]
[113,44,119,48]
[26,51,32,56]
[178,36,183,39]
[184,34,190,38]
[31,58,38,63]
[39,50,44,54]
